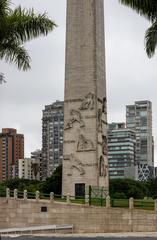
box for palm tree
[119,0,157,58]
[0,0,56,77]
[0,73,6,84]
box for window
[41,206,47,212]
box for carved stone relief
[102,97,107,114]
[70,164,85,176]
[79,92,95,110]
[64,153,96,176]
[64,109,85,130]
[77,134,94,152]
[65,154,85,176]
[99,155,104,177]
[98,108,102,131]
[99,155,107,177]
[102,135,108,156]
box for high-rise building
[126,101,154,180]
[0,128,24,181]
[42,101,64,180]
[18,158,32,180]
[62,0,108,197]
[108,123,136,179]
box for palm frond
[0,40,30,70]
[0,73,6,84]
[145,20,157,58]
[7,6,56,43]
[0,1,56,72]
[0,0,12,17]
[119,0,157,21]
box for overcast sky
[0,0,157,165]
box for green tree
[40,165,62,195]
[146,177,157,199]
[109,178,148,199]
[0,0,56,76]
[3,178,40,191]
[0,166,62,196]
[119,0,157,57]
[0,184,6,197]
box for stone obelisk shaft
[63,0,108,197]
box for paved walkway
[6,232,157,237]
[2,232,157,239]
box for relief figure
[99,156,104,177]
[99,156,107,177]
[102,135,108,155]
[66,154,85,176]
[80,92,95,110]
[102,97,107,113]
[65,153,96,176]
[65,109,85,130]
[77,134,94,151]
[98,108,102,131]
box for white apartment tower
[126,101,154,180]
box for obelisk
[62,0,108,197]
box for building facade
[18,158,32,180]
[126,101,154,180]
[42,101,64,180]
[108,123,136,179]
[0,128,24,181]
[18,158,40,180]
[62,0,108,197]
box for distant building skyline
[0,99,154,181]
[108,100,154,181]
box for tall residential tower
[42,101,64,180]
[126,101,154,180]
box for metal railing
[134,199,154,210]
[0,224,73,235]
[0,188,156,211]
[111,198,129,208]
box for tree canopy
[0,165,62,196]
[0,0,56,72]
[119,0,157,57]
[109,178,149,199]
